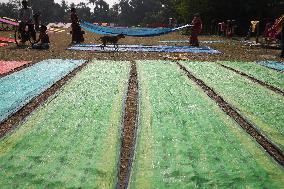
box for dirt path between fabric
[176,62,284,167]
[117,61,139,189]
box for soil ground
[0,29,282,63]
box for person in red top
[190,13,202,47]
[71,8,84,44]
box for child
[32,25,50,49]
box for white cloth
[19,7,33,24]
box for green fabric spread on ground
[181,61,284,151]
[129,60,284,189]
[0,61,130,188]
[218,61,284,91]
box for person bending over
[32,25,50,49]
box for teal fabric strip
[257,61,284,72]
[0,59,85,123]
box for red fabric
[0,37,16,43]
[0,43,8,47]
[0,61,31,74]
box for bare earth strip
[117,61,139,189]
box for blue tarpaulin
[0,59,86,123]
[81,21,191,37]
[67,44,221,54]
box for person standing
[71,8,84,44]
[19,0,36,41]
[189,13,202,47]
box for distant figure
[281,23,284,58]
[189,13,202,47]
[33,12,40,32]
[71,8,84,44]
[218,22,226,36]
[263,22,273,39]
[19,0,36,41]
[226,20,233,38]
[210,19,216,35]
[32,25,50,49]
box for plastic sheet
[0,59,85,123]
[181,61,284,151]
[219,61,284,90]
[68,44,220,54]
[130,60,284,188]
[0,61,31,75]
[81,21,191,37]
[257,61,284,72]
[0,61,130,188]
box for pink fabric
[0,37,16,43]
[0,43,8,47]
[0,61,31,74]
[0,18,19,26]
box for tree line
[0,0,283,33]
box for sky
[1,0,118,7]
